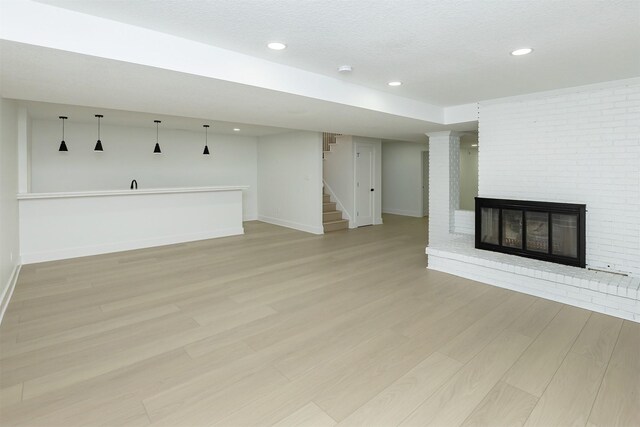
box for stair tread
[323,219,348,225]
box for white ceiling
[2,41,470,142]
[32,0,640,106]
[19,100,295,137]
[1,0,638,142]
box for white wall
[459,134,478,211]
[479,79,640,277]
[30,119,258,220]
[258,131,323,234]
[0,98,20,318]
[381,140,427,217]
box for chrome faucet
[130,179,138,190]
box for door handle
[370,188,374,192]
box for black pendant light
[94,114,104,152]
[203,124,210,155]
[153,120,162,154]
[58,116,68,152]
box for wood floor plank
[507,298,563,339]
[272,402,336,427]
[502,305,591,397]
[0,383,23,407]
[570,312,623,368]
[338,352,463,426]
[398,330,532,427]
[524,352,605,427]
[587,321,640,427]
[439,292,536,364]
[149,366,289,426]
[461,381,538,427]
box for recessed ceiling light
[267,42,287,50]
[511,48,533,56]
[338,65,352,73]
[233,128,240,132]
[388,81,402,87]
[471,144,478,147]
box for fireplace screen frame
[475,197,586,268]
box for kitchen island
[18,186,249,264]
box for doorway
[355,142,374,227]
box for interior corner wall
[0,98,20,311]
[479,79,640,277]
[381,140,427,217]
[257,131,323,234]
[459,134,478,211]
[29,118,258,220]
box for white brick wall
[454,209,474,235]
[427,132,461,244]
[479,80,640,277]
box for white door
[422,151,429,216]
[355,143,374,226]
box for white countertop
[17,185,249,200]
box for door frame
[353,141,375,227]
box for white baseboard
[382,208,422,218]
[20,227,244,264]
[258,215,324,235]
[0,264,21,326]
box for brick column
[426,131,461,245]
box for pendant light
[58,116,68,152]
[203,124,210,155]
[153,120,162,154]
[94,114,104,152]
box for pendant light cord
[97,116,101,139]
[62,118,65,140]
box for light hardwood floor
[0,215,638,426]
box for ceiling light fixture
[267,42,286,50]
[94,114,104,152]
[471,144,478,147]
[233,128,240,132]
[203,124,210,155]
[388,81,402,87]
[153,120,162,154]
[511,48,533,56]
[58,116,68,152]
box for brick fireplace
[426,78,640,322]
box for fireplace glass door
[526,212,549,253]
[502,210,523,249]
[480,207,499,245]
[552,214,578,258]
[475,198,585,267]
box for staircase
[322,132,341,160]
[323,191,348,232]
